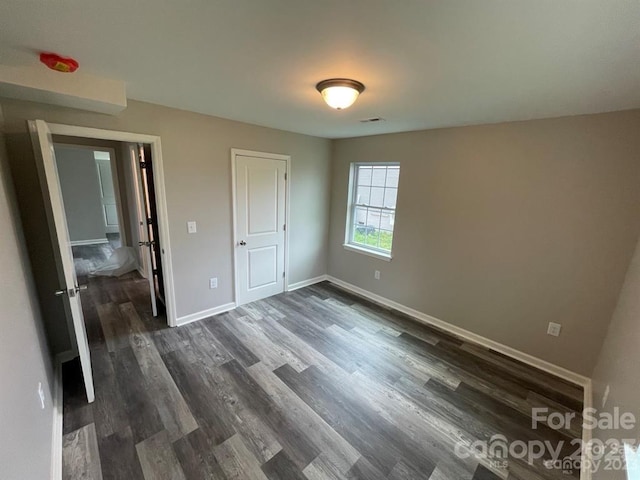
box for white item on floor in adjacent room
[91,247,138,277]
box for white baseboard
[175,302,237,327]
[326,275,595,480]
[287,275,329,292]
[70,238,108,247]
[176,274,331,327]
[50,357,64,480]
[325,275,590,388]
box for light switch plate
[547,322,561,337]
[209,277,218,289]
[374,270,381,280]
[187,221,197,234]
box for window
[345,163,400,259]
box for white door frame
[231,148,291,305]
[52,142,127,245]
[47,122,178,327]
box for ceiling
[0,0,639,139]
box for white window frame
[343,162,400,261]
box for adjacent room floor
[62,275,583,480]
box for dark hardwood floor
[62,274,584,480]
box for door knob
[239,240,247,246]
[56,285,87,297]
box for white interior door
[29,119,95,403]
[95,156,119,234]
[128,145,149,278]
[234,154,287,305]
[129,144,158,316]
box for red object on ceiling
[39,52,79,73]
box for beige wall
[2,98,331,353]
[0,129,55,480]
[591,235,640,479]
[328,110,640,376]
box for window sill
[343,243,392,262]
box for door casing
[46,122,178,327]
[231,148,291,306]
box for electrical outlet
[547,322,561,337]
[187,221,197,234]
[209,277,218,289]
[374,270,381,280]
[38,382,45,409]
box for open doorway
[47,123,177,328]
[52,140,164,318]
[53,144,125,278]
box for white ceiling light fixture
[316,78,365,110]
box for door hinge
[283,224,286,231]
[152,268,158,275]
[283,271,285,278]
[147,217,154,225]
[284,173,287,181]
[139,161,148,169]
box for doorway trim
[48,122,178,327]
[230,148,291,306]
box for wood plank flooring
[62,275,584,479]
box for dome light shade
[316,78,365,110]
